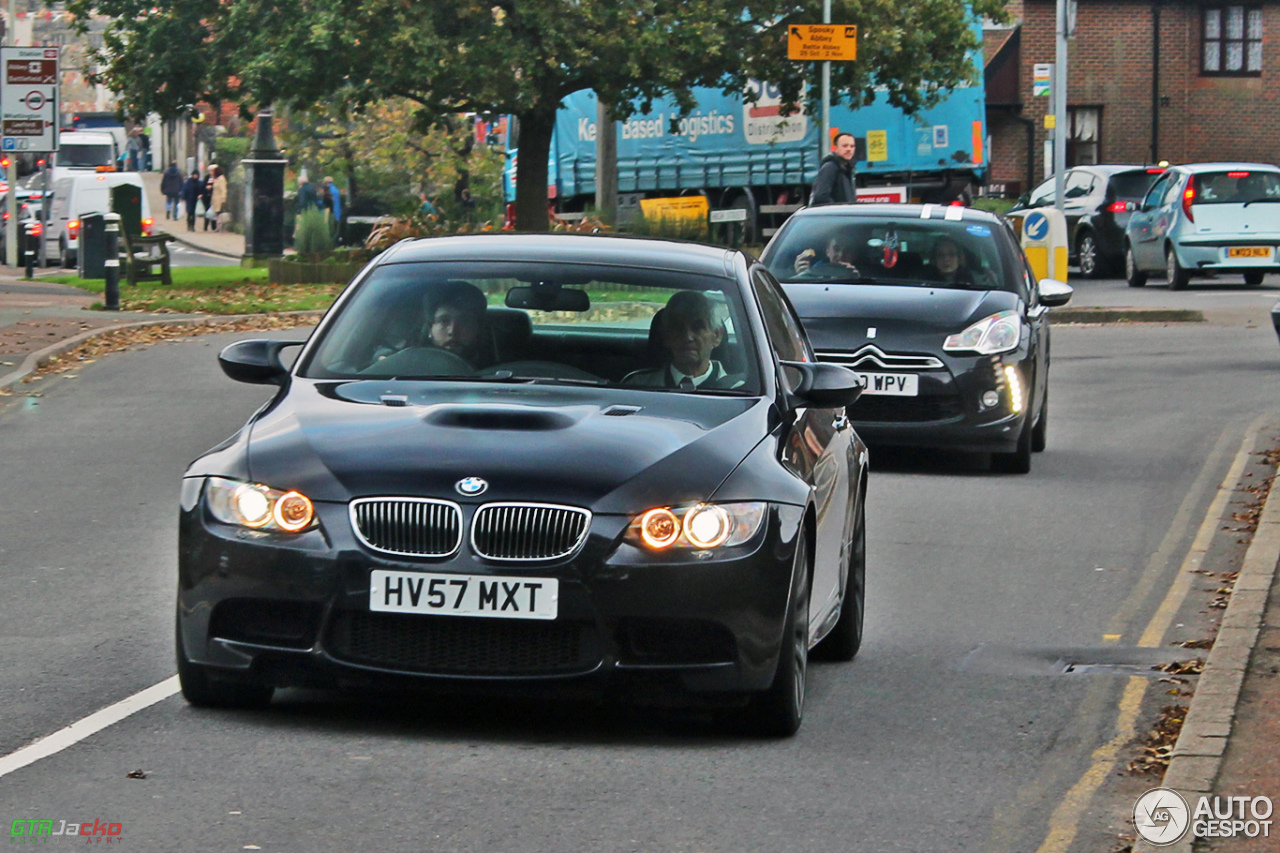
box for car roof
[1074,164,1166,176]
[380,233,743,278]
[785,203,1004,224]
[1172,162,1280,174]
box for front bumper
[177,489,802,703]
[831,352,1031,453]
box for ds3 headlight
[943,310,1022,355]
[205,477,317,533]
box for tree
[69,0,1005,231]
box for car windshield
[298,260,759,394]
[765,215,1009,291]
[1192,170,1280,204]
[58,145,115,167]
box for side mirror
[218,339,304,386]
[1038,278,1074,308]
[1017,193,1030,206]
[780,360,864,408]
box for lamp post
[242,107,287,259]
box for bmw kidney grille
[350,498,463,557]
[471,503,591,561]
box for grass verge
[43,266,343,314]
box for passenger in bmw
[624,290,744,390]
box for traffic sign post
[787,22,858,181]
[1,45,59,268]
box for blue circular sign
[1024,212,1050,241]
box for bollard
[103,213,120,311]
[23,221,35,279]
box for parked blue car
[1124,162,1280,289]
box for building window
[1203,6,1263,74]
[1066,107,1100,166]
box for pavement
[0,192,1278,849]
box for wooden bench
[119,230,173,286]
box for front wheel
[1166,247,1190,290]
[992,416,1033,474]
[813,502,865,662]
[1031,389,1049,453]
[1125,245,1148,287]
[745,534,810,736]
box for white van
[46,172,153,267]
[55,132,119,171]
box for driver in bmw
[624,291,744,390]
[422,280,492,368]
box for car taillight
[142,217,153,235]
[67,219,80,238]
[949,199,965,207]
[1146,167,1166,174]
[1227,171,1250,178]
[1108,201,1130,213]
[30,222,42,237]
[1182,181,1195,223]
[2,211,8,221]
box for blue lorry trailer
[505,64,986,238]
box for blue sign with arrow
[1024,211,1049,241]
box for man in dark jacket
[160,162,184,219]
[811,132,857,205]
[179,171,202,232]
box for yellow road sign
[788,25,858,61]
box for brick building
[986,0,1280,197]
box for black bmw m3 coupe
[177,234,868,735]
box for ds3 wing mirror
[1038,278,1074,308]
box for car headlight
[943,310,1022,355]
[630,502,767,551]
[205,477,317,533]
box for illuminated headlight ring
[205,477,316,533]
[632,502,767,551]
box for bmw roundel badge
[455,477,488,496]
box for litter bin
[79,213,108,279]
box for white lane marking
[0,676,179,779]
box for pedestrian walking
[180,171,202,232]
[200,170,215,231]
[160,161,184,220]
[295,175,319,214]
[322,176,341,242]
[210,165,228,232]
[811,132,857,205]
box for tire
[1244,271,1266,286]
[176,618,273,709]
[59,238,72,269]
[1077,232,1102,278]
[1125,245,1147,287]
[1031,389,1048,453]
[813,500,865,663]
[1166,247,1190,290]
[993,416,1033,474]
[746,534,810,737]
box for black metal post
[103,213,120,311]
[23,221,34,279]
